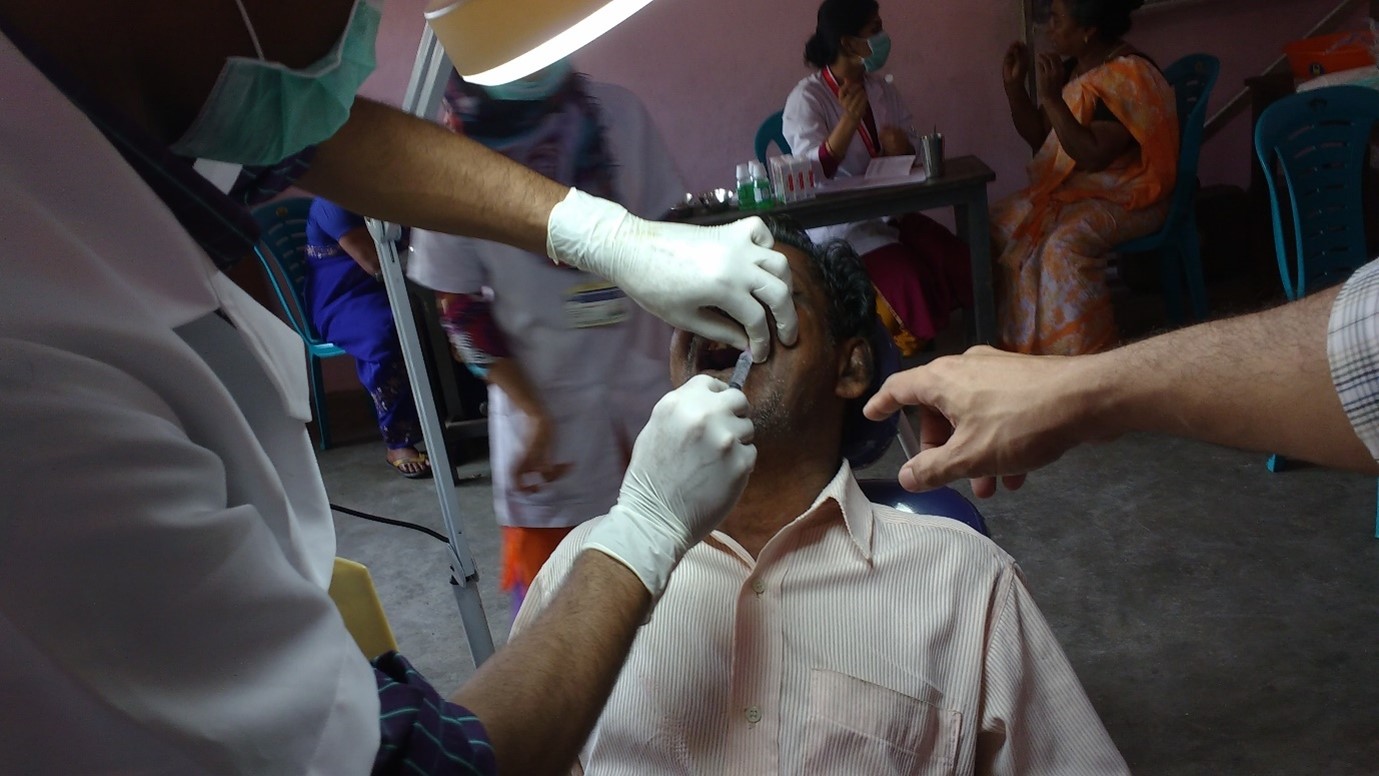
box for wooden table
[673,154,998,344]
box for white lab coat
[409,82,683,529]
[0,34,378,774]
[782,70,916,256]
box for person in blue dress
[304,197,431,478]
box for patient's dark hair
[804,0,879,68]
[759,215,875,348]
[758,215,897,468]
[1068,0,1145,41]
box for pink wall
[364,0,1364,201]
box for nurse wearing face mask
[783,0,973,357]
[0,0,769,774]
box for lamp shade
[425,0,656,86]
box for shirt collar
[710,461,876,563]
[813,460,876,562]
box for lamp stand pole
[367,24,496,668]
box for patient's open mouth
[694,338,743,374]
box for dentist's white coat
[0,33,379,775]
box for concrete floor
[319,281,1379,775]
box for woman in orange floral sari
[993,0,1177,355]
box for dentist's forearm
[301,99,568,255]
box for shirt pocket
[803,668,960,776]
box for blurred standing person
[410,60,683,613]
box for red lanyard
[821,67,880,158]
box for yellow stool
[328,558,399,660]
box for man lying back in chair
[514,217,1128,774]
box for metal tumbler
[920,133,945,178]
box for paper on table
[865,155,917,178]
[816,156,927,194]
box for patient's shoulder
[511,519,601,631]
[867,501,1015,569]
[539,520,600,584]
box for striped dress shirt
[515,464,1128,775]
[1328,258,1379,459]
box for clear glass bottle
[749,160,774,209]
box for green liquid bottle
[749,160,774,210]
[736,162,758,210]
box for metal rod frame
[366,24,497,668]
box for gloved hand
[582,375,756,599]
[546,188,797,362]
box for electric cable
[329,503,449,544]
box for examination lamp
[425,0,657,86]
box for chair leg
[1373,479,1378,539]
[309,355,331,451]
[1179,216,1209,321]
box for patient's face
[670,244,838,441]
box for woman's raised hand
[1002,41,1031,89]
[1034,52,1064,103]
[838,79,869,122]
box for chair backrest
[754,110,791,165]
[250,197,328,345]
[1157,54,1220,233]
[856,480,990,536]
[328,558,399,660]
[1254,85,1379,299]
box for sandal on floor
[388,452,432,480]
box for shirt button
[751,579,766,595]
[745,705,762,724]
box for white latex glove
[546,188,797,362]
[582,375,756,599]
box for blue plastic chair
[857,480,990,536]
[1254,85,1379,535]
[1255,85,1379,300]
[1114,53,1220,323]
[250,198,350,450]
[754,110,790,165]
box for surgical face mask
[481,58,575,102]
[170,0,381,166]
[859,31,892,73]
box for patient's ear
[835,337,872,400]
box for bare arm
[1035,54,1133,172]
[484,359,571,491]
[1002,42,1048,153]
[1044,106,1133,172]
[825,112,863,162]
[335,225,381,277]
[450,551,649,775]
[1101,286,1369,470]
[298,98,567,256]
[865,285,1377,495]
[1005,81,1050,154]
[822,78,869,165]
[447,374,758,774]
[301,98,799,360]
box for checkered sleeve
[371,652,498,776]
[1327,258,1379,460]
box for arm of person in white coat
[0,337,379,774]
